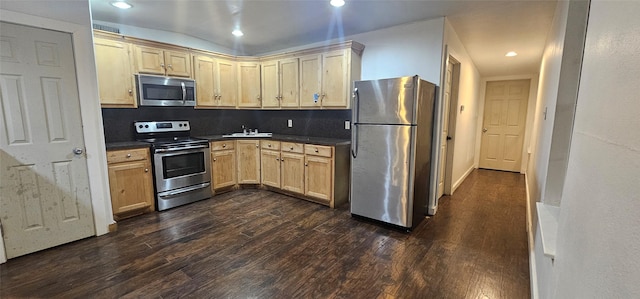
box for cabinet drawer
[305,144,333,158]
[261,140,281,150]
[281,142,304,154]
[107,148,149,164]
[211,140,235,151]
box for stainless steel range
[135,120,211,211]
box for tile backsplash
[102,107,351,142]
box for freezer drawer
[350,124,416,227]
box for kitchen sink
[222,132,272,138]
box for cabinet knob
[128,89,133,95]
[305,163,308,167]
[126,153,131,158]
[144,168,149,172]
[315,148,319,153]
[268,144,271,147]
[222,144,226,148]
[290,147,293,150]
[161,63,165,68]
[168,64,173,69]
[213,158,217,162]
[276,158,279,161]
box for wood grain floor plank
[0,169,530,298]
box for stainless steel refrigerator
[350,76,436,229]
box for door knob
[73,147,83,155]
[482,128,488,133]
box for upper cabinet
[94,33,136,108]
[93,30,363,110]
[237,60,262,108]
[193,53,237,108]
[133,44,191,77]
[261,58,299,109]
[299,47,362,109]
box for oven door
[153,145,211,193]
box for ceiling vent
[92,24,120,33]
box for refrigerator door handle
[352,88,359,158]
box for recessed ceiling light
[232,29,244,37]
[110,1,132,9]
[330,0,345,7]
[505,51,518,57]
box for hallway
[0,169,529,298]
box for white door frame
[443,55,461,195]
[474,74,539,174]
[0,10,114,264]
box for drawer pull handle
[222,144,226,148]
[315,149,319,153]
[126,153,131,158]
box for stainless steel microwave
[136,74,196,107]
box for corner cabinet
[94,33,136,108]
[237,61,262,108]
[106,147,155,220]
[236,139,261,184]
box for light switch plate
[345,121,350,130]
[287,119,292,128]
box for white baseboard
[525,173,539,299]
[451,165,475,194]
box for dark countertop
[105,141,151,151]
[197,134,351,146]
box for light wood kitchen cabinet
[299,46,362,109]
[236,139,261,184]
[94,35,136,107]
[280,142,305,194]
[210,141,237,191]
[261,58,299,108]
[194,54,238,108]
[134,44,191,77]
[304,147,334,204]
[106,148,155,220]
[261,149,281,188]
[237,61,262,108]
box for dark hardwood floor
[0,169,529,298]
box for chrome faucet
[242,125,247,134]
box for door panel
[479,80,530,171]
[350,124,415,227]
[354,76,416,125]
[437,61,453,198]
[0,22,95,259]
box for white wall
[92,21,237,55]
[527,1,570,210]
[0,2,114,263]
[443,18,481,192]
[552,1,640,297]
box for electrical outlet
[287,119,292,128]
[345,121,350,130]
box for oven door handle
[158,182,211,198]
[154,144,208,153]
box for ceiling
[2,0,558,77]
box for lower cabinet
[281,151,305,194]
[260,141,281,188]
[106,147,155,220]
[211,141,237,191]
[305,154,333,204]
[236,139,261,184]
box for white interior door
[479,80,530,172]
[437,60,454,198]
[0,22,95,259]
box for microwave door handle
[181,82,186,105]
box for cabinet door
[261,149,281,188]
[280,58,300,108]
[305,155,333,203]
[134,45,165,75]
[238,62,262,108]
[299,54,322,108]
[281,152,304,194]
[212,150,237,190]
[321,50,350,108]
[261,60,280,108]
[216,58,238,107]
[237,140,260,184]
[164,50,191,77]
[194,55,216,107]
[107,160,154,218]
[94,38,136,107]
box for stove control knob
[145,125,149,128]
[138,125,143,128]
